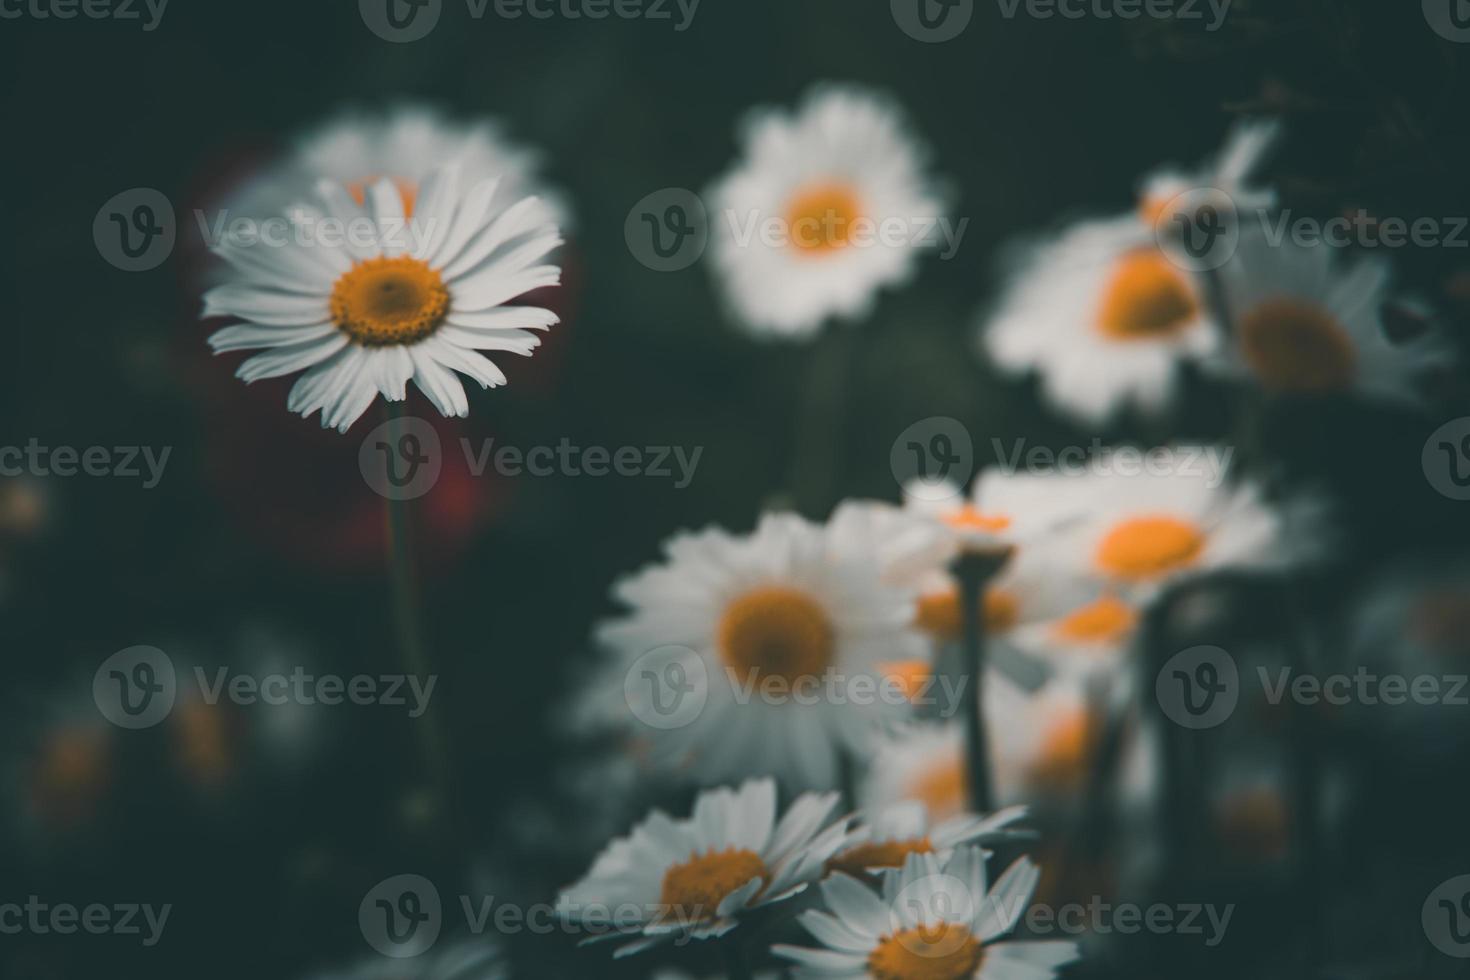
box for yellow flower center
[1097,249,1199,340]
[1051,594,1137,645]
[868,923,985,980]
[659,848,768,920]
[944,505,1013,535]
[30,728,110,824]
[1027,709,1094,791]
[346,176,419,217]
[908,753,967,822]
[1095,515,1205,581]
[1215,788,1290,861]
[914,587,1020,642]
[330,256,450,347]
[1237,297,1357,392]
[717,586,835,683]
[175,701,233,785]
[827,837,934,879]
[785,182,864,255]
[881,659,936,701]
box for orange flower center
[944,505,1013,535]
[1215,788,1290,861]
[718,586,835,683]
[330,256,449,347]
[1237,297,1357,392]
[1051,594,1137,645]
[868,923,985,980]
[659,848,768,921]
[908,753,967,822]
[30,728,111,825]
[1096,515,1205,581]
[785,182,864,255]
[827,837,934,879]
[1097,249,1199,340]
[1028,709,1095,791]
[881,659,936,701]
[914,587,1019,642]
[346,176,419,217]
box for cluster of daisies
[195,81,1453,980]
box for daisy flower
[707,84,947,337]
[985,672,1102,807]
[596,511,929,791]
[981,217,1220,426]
[225,103,568,230]
[203,166,562,432]
[1139,118,1282,229]
[1213,232,1449,404]
[775,848,1080,979]
[826,800,1031,880]
[1007,589,1140,681]
[557,779,851,957]
[863,724,969,823]
[902,471,1090,558]
[1051,450,1323,600]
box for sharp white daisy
[203,166,562,432]
[981,217,1220,426]
[1213,232,1449,404]
[825,800,1031,880]
[775,848,1080,980]
[596,511,929,791]
[707,84,948,337]
[1140,118,1282,228]
[557,779,852,957]
[224,103,568,230]
[1049,449,1324,600]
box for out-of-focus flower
[307,939,506,980]
[1139,118,1282,226]
[774,849,1080,979]
[17,713,114,835]
[593,511,928,790]
[558,779,851,958]
[982,221,1219,426]
[986,672,1102,807]
[901,472,1089,558]
[863,724,968,823]
[707,84,946,337]
[204,167,561,432]
[1213,232,1450,403]
[1008,590,1140,680]
[226,103,569,231]
[826,800,1030,880]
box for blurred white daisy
[557,779,851,957]
[826,800,1030,880]
[226,103,568,229]
[1140,118,1282,228]
[1213,233,1448,403]
[596,511,929,791]
[203,166,562,432]
[902,471,1090,557]
[774,849,1080,980]
[1052,450,1322,599]
[707,84,947,337]
[982,221,1220,426]
[1008,589,1140,681]
[863,724,969,823]
[986,672,1102,807]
